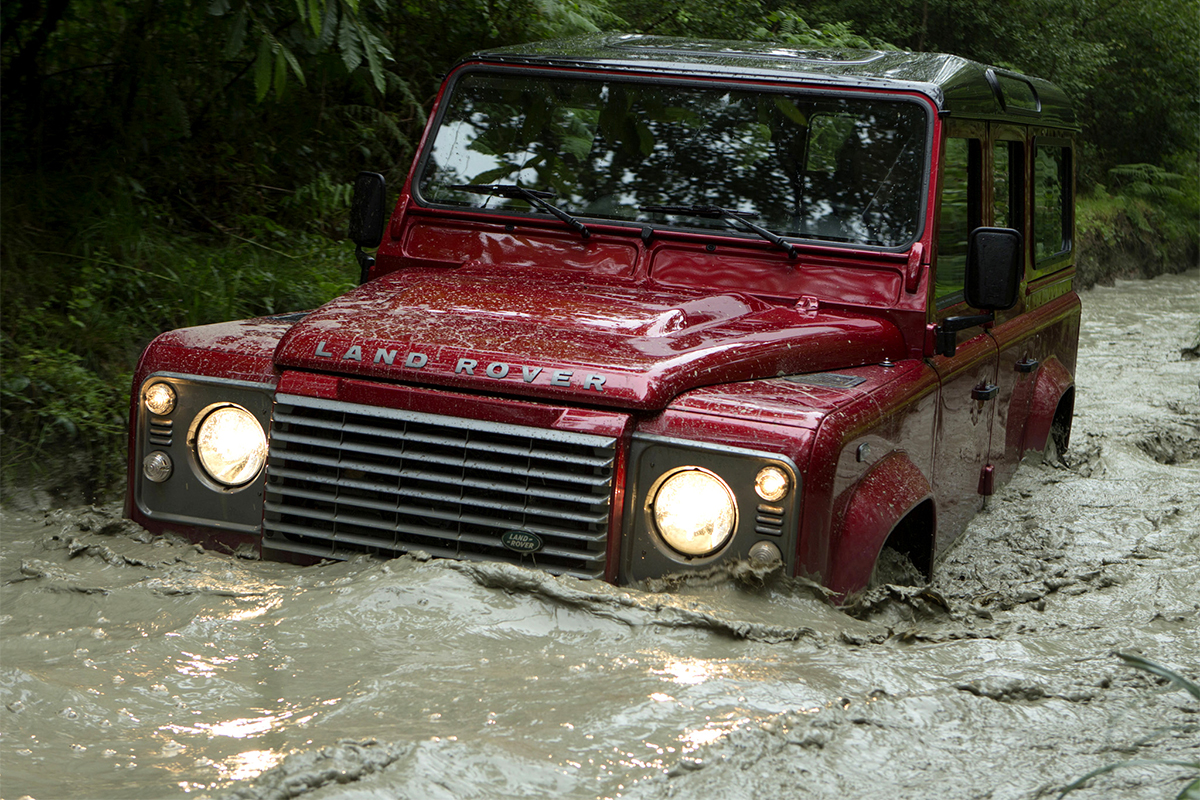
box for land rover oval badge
[501,530,543,554]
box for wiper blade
[640,204,797,259]
[448,184,590,239]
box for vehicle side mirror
[935,227,1023,358]
[965,227,1022,311]
[349,171,386,248]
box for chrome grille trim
[262,393,616,578]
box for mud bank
[1076,206,1199,289]
[2,270,1198,800]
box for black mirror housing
[965,227,1022,311]
[349,171,387,248]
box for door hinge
[1015,357,1040,373]
[972,383,1000,401]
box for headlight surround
[651,468,737,557]
[194,405,268,487]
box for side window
[1034,142,1071,264]
[993,140,1024,231]
[936,137,981,305]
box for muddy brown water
[2,271,1197,800]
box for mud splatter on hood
[273,267,906,410]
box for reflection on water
[193,748,286,783]
[161,709,319,740]
[651,657,716,686]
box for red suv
[126,35,1080,597]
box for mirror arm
[935,311,994,357]
[356,245,376,285]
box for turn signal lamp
[144,382,176,416]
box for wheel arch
[826,451,935,597]
[1024,356,1075,453]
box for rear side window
[995,74,1039,113]
[993,140,1024,231]
[1034,141,1072,266]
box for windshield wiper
[448,184,590,239]
[639,204,798,259]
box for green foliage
[1057,654,1199,799]
[0,348,129,480]
[750,10,896,50]
[1107,164,1193,207]
[0,178,355,492]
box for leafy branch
[210,0,394,101]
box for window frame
[411,64,936,254]
[1030,134,1074,276]
[933,121,984,310]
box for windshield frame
[411,64,935,253]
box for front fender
[826,451,933,596]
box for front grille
[262,393,617,578]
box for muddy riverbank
[2,270,1197,800]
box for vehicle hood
[273,267,905,410]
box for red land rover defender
[126,35,1080,597]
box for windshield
[417,71,930,248]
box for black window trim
[1031,134,1073,273]
[410,62,937,255]
[934,131,983,310]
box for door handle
[972,383,999,401]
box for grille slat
[271,410,615,468]
[266,461,608,524]
[269,431,614,487]
[266,525,584,570]
[262,393,617,578]
[265,507,604,562]
[265,482,609,542]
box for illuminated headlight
[651,468,737,557]
[194,405,267,486]
[144,382,176,416]
[754,465,790,502]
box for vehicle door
[987,130,1078,484]
[928,124,999,554]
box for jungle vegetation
[2,0,1198,494]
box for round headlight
[754,465,790,502]
[195,405,267,486]
[651,468,737,557]
[144,382,176,416]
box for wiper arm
[640,204,797,259]
[448,184,590,239]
